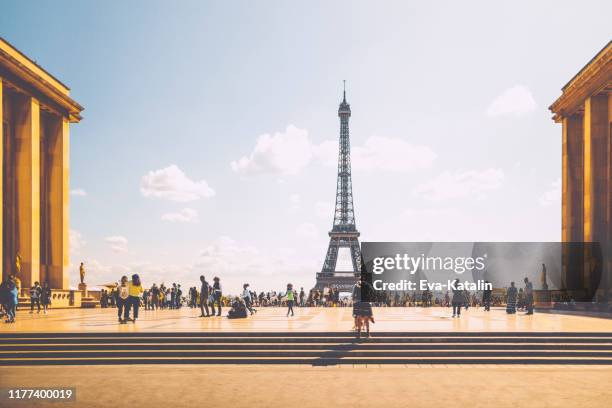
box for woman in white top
[117,276,130,323]
[165,290,172,308]
[241,283,256,315]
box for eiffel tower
[315,82,361,291]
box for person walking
[482,281,492,311]
[41,282,51,314]
[199,275,211,317]
[352,280,374,338]
[211,277,222,316]
[29,281,42,314]
[4,279,18,323]
[129,274,144,322]
[151,284,159,310]
[127,274,143,323]
[242,283,256,315]
[285,284,295,317]
[524,277,534,315]
[165,289,171,309]
[451,279,465,318]
[176,284,183,309]
[117,276,130,323]
[506,282,518,314]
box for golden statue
[79,262,86,284]
[540,263,548,290]
[15,252,22,275]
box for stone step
[2,343,611,351]
[1,332,610,365]
[2,331,611,338]
[2,336,611,345]
[2,350,612,358]
[0,357,610,366]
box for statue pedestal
[535,290,552,308]
[78,283,99,308]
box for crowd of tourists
[0,271,540,325]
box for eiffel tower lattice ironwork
[315,82,361,291]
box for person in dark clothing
[227,297,248,319]
[176,284,183,308]
[41,282,51,314]
[352,280,374,338]
[482,281,492,311]
[29,282,42,313]
[2,279,18,323]
[0,280,10,320]
[524,277,534,315]
[151,284,160,310]
[199,275,211,317]
[506,281,518,314]
[211,277,222,316]
[451,279,465,318]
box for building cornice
[549,41,611,123]
[0,37,83,122]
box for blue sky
[2,1,611,294]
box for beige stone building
[550,40,611,300]
[1,38,83,297]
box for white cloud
[314,137,436,171]
[289,194,301,212]
[486,85,537,117]
[414,168,504,201]
[73,259,182,287]
[296,222,318,238]
[311,140,339,167]
[233,125,436,176]
[104,235,129,253]
[194,236,317,292]
[161,208,199,223]
[70,188,87,197]
[352,136,437,171]
[69,229,85,255]
[539,178,561,206]
[314,201,333,218]
[140,165,215,202]
[231,125,313,176]
[395,208,476,243]
[70,237,319,294]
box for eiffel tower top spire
[339,80,351,115]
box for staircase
[0,332,611,365]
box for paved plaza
[0,307,611,407]
[1,364,611,408]
[2,306,612,333]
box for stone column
[562,114,584,243]
[14,95,41,291]
[608,93,612,297]
[583,94,609,295]
[43,114,70,289]
[0,79,3,285]
[562,113,584,290]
